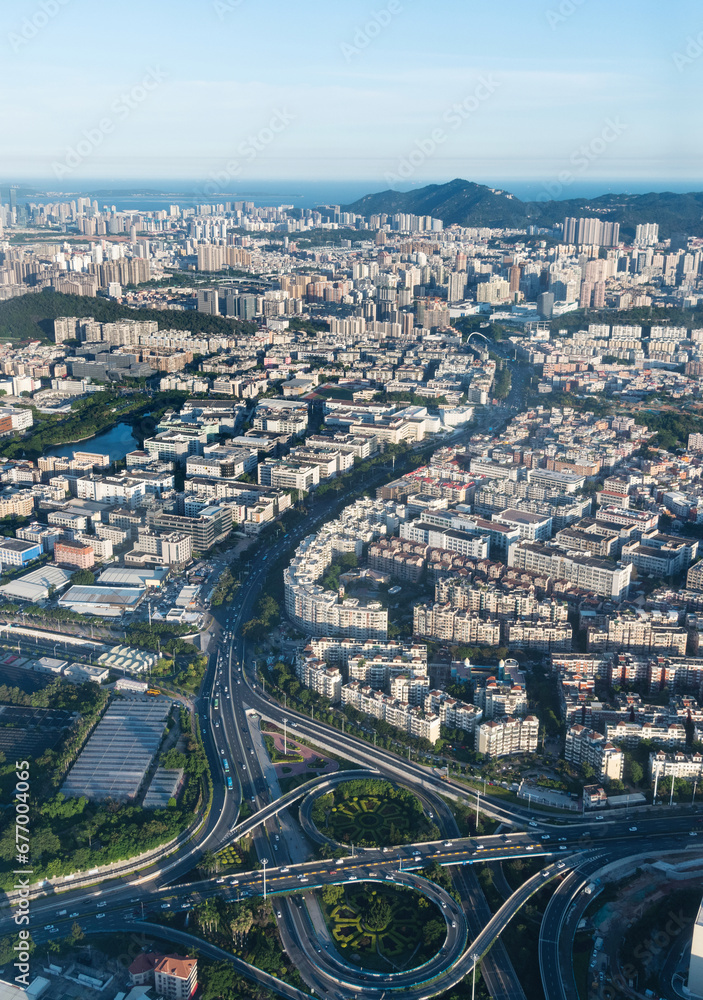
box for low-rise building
[54,538,95,570]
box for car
[220,749,225,755]
[451,921,456,928]
[542,834,550,840]
[629,826,638,832]
[385,875,395,881]
[528,821,538,828]
[276,910,282,918]
[690,831,698,837]
[216,877,225,883]
[280,867,290,873]
[559,845,568,851]
[97,901,107,907]
[43,924,54,930]
[556,862,566,870]
[595,815,604,822]
[526,845,534,851]
[181,903,190,910]
[444,841,453,847]
[367,871,378,876]
[161,903,170,909]
[297,874,306,880]
[441,902,446,908]
[558,837,567,842]
[274,844,278,851]
[69,911,79,917]
[347,876,357,881]
[96,913,106,920]
[275,834,279,841]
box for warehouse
[61,698,170,801]
[97,566,169,590]
[58,584,145,616]
[0,565,73,603]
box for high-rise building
[562,217,620,247]
[634,222,660,246]
[689,898,703,998]
[537,292,554,319]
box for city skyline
[2,0,703,190]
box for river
[45,421,139,462]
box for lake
[45,421,139,462]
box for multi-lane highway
[9,472,703,998]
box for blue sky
[3,0,702,193]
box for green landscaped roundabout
[307,776,439,849]
[289,871,469,995]
[320,880,447,972]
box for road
[12,427,703,997]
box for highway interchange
[4,391,703,999]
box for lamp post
[283,717,287,756]
[262,858,269,900]
[471,955,478,1000]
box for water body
[45,421,139,462]
[15,180,374,213]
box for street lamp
[471,954,478,1000]
[261,858,269,900]
[283,717,287,756]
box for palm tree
[198,897,220,936]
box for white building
[689,897,703,998]
[476,716,539,758]
[565,724,624,781]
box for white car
[96,913,106,920]
[96,901,107,908]
[628,826,638,832]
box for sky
[2,0,703,197]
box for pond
[45,421,140,462]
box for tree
[629,760,644,786]
[199,850,219,877]
[72,569,95,586]
[322,884,344,907]
[423,919,446,948]
[365,896,392,931]
[197,896,220,935]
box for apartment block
[475,715,539,758]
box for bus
[226,777,233,790]
[223,759,230,772]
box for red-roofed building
[155,955,198,999]
[129,953,197,999]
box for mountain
[342,179,703,239]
